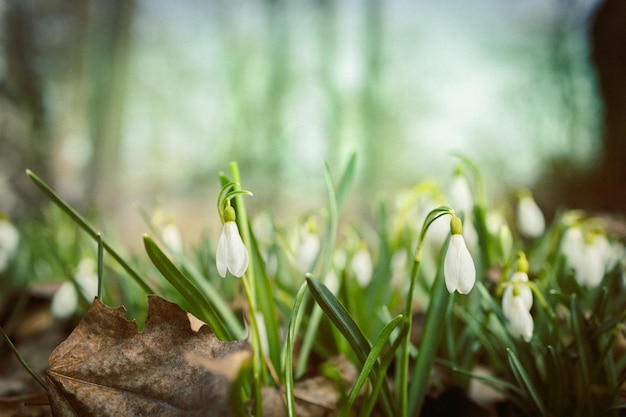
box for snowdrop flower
[351,245,373,287]
[505,293,534,342]
[161,222,183,255]
[216,206,249,278]
[561,225,612,288]
[499,224,513,261]
[444,215,476,294]
[0,217,19,273]
[448,169,473,216]
[560,225,584,267]
[51,258,99,319]
[577,232,611,288]
[502,254,533,315]
[502,252,534,342]
[296,219,320,273]
[516,191,545,238]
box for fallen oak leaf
[45,295,249,417]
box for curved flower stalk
[0,216,19,273]
[502,252,534,342]
[216,205,249,278]
[444,215,476,294]
[516,190,545,238]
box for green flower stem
[407,253,451,415]
[398,207,453,417]
[229,162,264,416]
[26,170,155,294]
[97,233,104,299]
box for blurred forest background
[0,0,624,243]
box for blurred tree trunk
[589,0,626,212]
[564,0,626,213]
[86,0,135,212]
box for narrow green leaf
[96,233,104,299]
[335,152,357,209]
[284,282,309,417]
[340,314,403,417]
[306,277,396,417]
[143,235,231,340]
[247,226,282,373]
[407,253,450,416]
[570,294,591,388]
[0,326,47,390]
[26,169,154,294]
[360,318,409,417]
[507,348,547,416]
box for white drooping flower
[561,225,613,288]
[505,293,534,342]
[161,222,183,255]
[502,271,533,317]
[502,252,534,342]
[516,192,545,238]
[443,215,476,295]
[0,218,19,273]
[577,233,611,288]
[216,206,249,278]
[448,171,473,216]
[51,258,99,319]
[351,246,373,287]
[296,219,320,273]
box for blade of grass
[507,348,547,415]
[284,281,309,417]
[340,314,403,417]
[306,276,396,417]
[359,317,409,417]
[297,156,355,375]
[247,224,282,376]
[26,169,154,294]
[143,235,231,340]
[407,250,451,416]
[0,326,47,390]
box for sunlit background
[1,0,616,243]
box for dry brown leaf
[45,295,249,417]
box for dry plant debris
[44,295,249,417]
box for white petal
[162,224,183,254]
[507,295,534,342]
[517,196,545,238]
[351,248,373,287]
[51,282,78,319]
[448,175,473,215]
[444,234,476,294]
[0,221,19,273]
[224,222,249,277]
[561,226,584,270]
[296,232,320,273]
[578,244,605,288]
[216,226,229,278]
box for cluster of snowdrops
[2,158,626,417]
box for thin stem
[398,207,454,417]
[229,162,264,416]
[0,327,47,390]
[26,170,154,294]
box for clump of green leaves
[5,157,626,417]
